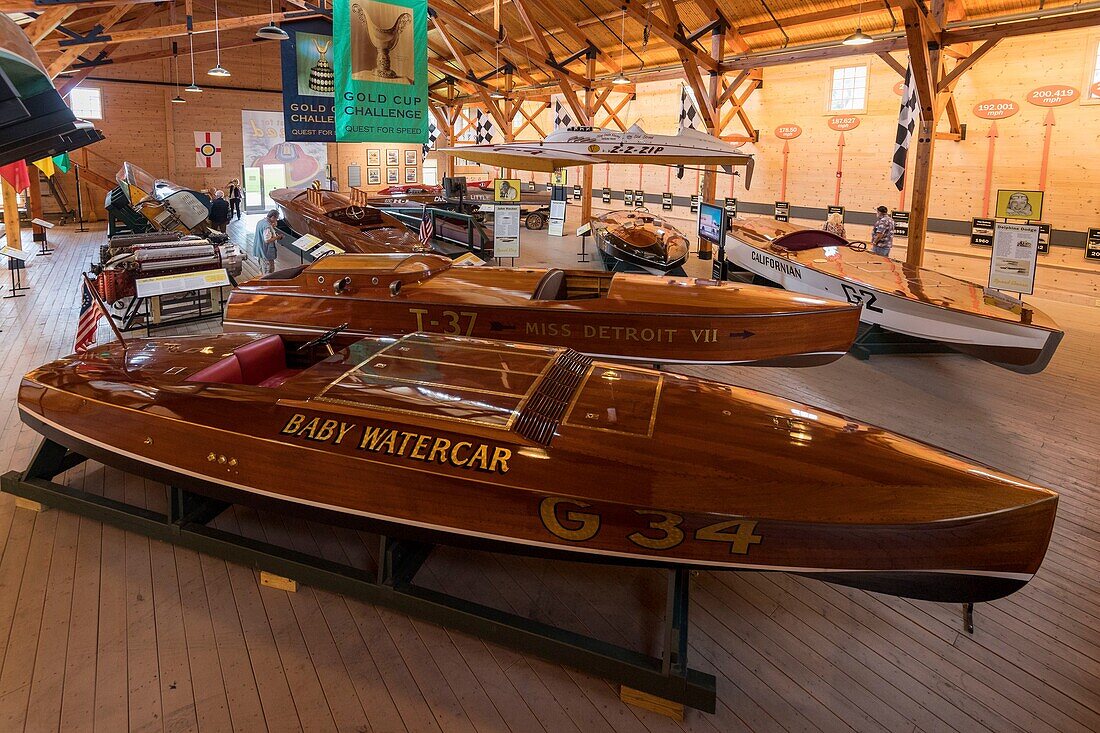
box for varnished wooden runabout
[224,252,862,366]
[727,217,1064,373]
[270,187,435,255]
[19,331,1057,603]
[592,210,690,274]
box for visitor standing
[871,206,895,258]
[227,179,243,220]
[208,190,230,233]
[254,209,283,275]
[823,212,846,239]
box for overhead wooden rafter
[432,13,512,134]
[45,3,134,78]
[509,0,590,125]
[22,7,77,46]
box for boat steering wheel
[345,206,368,221]
[296,322,351,355]
[847,240,868,252]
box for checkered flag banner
[552,95,573,131]
[891,63,919,191]
[679,85,700,131]
[475,109,495,144]
[423,120,439,160]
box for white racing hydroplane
[439,124,755,185]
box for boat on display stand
[224,252,862,367]
[18,328,1057,603]
[591,209,690,275]
[726,216,1063,373]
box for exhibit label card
[988,222,1039,294]
[333,0,428,143]
[494,205,521,258]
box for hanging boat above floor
[224,252,862,367]
[271,186,481,259]
[726,217,1064,374]
[591,209,691,275]
[18,330,1057,603]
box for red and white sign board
[827,116,860,131]
[1027,85,1079,107]
[195,131,223,168]
[774,124,802,139]
[972,99,1020,120]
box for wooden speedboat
[272,187,478,259]
[19,330,1057,603]
[224,252,862,367]
[727,217,1064,373]
[593,210,690,274]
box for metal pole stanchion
[75,165,87,232]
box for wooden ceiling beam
[45,3,134,78]
[508,0,590,125]
[0,0,157,11]
[942,9,1100,45]
[37,11,310,53]
[429,15,541,86]
[432,15,512,133]
[66,36,268,71]
[897,0,943,36]
[524,0,619,73]
[937,34,1002,91]
[23,7,77,46]
[691,0,750,53]
[722,37,906,70]
[624,0,717,72]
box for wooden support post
[259,571,298,592]
[621,686,685,721]
[580,52,596,225]
[14,497,47,512]
[27,171,44,223]
[2,179,22,250]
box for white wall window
[829,65,869,113]
[1091,38,1100,99]
[69,87,103,119]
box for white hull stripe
[21,406,1033,582]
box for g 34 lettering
[539,498,762,555]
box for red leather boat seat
[772,229,847,251]
[187,336,299,387]
[531,269,565,300]
[187,356,244,384]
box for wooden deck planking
[0,222,1096,731]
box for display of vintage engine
[94,231,243,304]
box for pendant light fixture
[207,0,232,77]
[185,31,203,92]
[489,40,507,99]
[842,0,874,46]
[611,6,630,85]
[256,0,289,40]
[171,50,186,103]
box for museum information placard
[333,0,428,143]
[988,222,1039,294]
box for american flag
[891,64,919,190]
[74,276,103,352]
[418,208,434,244]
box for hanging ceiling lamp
[842,0,874,45]
[611,6,630,85]
[171,51,186,103]
[185,32,203,92]
[489,39,507,99]
[207,0,232,76]
[256,0,289,40]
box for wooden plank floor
[0,222,1097,732]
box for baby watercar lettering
[279,413,512,474]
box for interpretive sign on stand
[548,200,567,237]
[493,205,521,259]
[970,218,995,246]
[136,268,230,298]
[988,222,1040,294]
[661,192,673,211]
[634,190,645,208]
[689,195,699,213]
[290,234,324,253]
[774,201,790,222]
[2,245,35,298]
[724,198,737,230]
[827,205,845,221]
[892,211,910,238]
[1086,228,1100,260]
[624,190,634,207]
[601,188,611,204]
[311,243,345,259]
[572,185,581,200]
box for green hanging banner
[333,0,428,143]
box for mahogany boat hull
[224,254,862,366]
[592,210,690,275]
[18,333,1058,603]
[271,187,431,255]
[727,218,1063,373]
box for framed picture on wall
[405,167,418,183]
[367,149,381,166]
[404,149,417,166]
[387,167,399,184]
[386,149,400,166]
[367,167,381,185]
